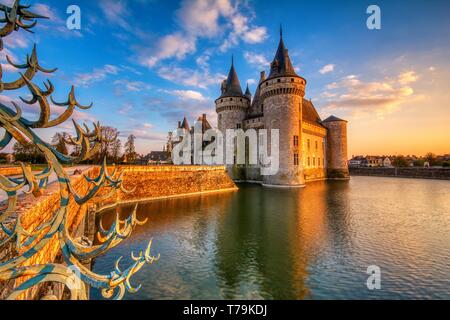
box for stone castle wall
[322,121,349,179]
[260,77,305,186]
[0,165,236,299]
[0,165,31,176]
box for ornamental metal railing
[0,0,158,300]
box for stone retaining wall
[349,167,450,180]
[0,165,236,299]
[0,165,30,176]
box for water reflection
[92,177,450,300]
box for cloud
[244,51,269,69]
[319,64,335,74]
[74,64,120,88]
[166,90,207,101]
[398,71,419,85]
[136,0,267,68]
[140,33,197,67]
[157,65,225,89]
[320,72,421,119]
[118,102,134,115]
[98,0,130,30]
[114,79,151,93]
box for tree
[13,142,45,163]
[95,126,119,163]
[110,138,122,163]
[392,155,408,167]
[424,152,437,166]
[51,132,69,155]
[124,134,136,163]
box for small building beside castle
[215,29,349,187]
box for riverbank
[349,167,450,180]
[0,165,236,300]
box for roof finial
[280,24,283,39]
[231,54,234,66]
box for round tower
[322,116,349,179]
[215,57,249,133]
[215,57,249,174]
[260,28,306,187]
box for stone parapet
[0,165,237,299]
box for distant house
[365,156,382,167]
[146,151,170,164]
[348,156,366,167]
[382,157,392,167]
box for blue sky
[1,0,449,156]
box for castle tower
[216,57,249,133]
[260,27,307,186]
[322,116,349,179]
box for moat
[91,176,450,299]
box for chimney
[260,71,266,82]
[202,113,206,122]
[177,121,181,128]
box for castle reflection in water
[92,177,450,300]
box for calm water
[91,176,450,299]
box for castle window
[230,98,233,101]
[219,114,222,120]
[240,98,243,102]
[315,141,318,150]
[236,123,241,129]
[294,153,299,166]
[221,99,223,102]
[277,79,281,83]
[293,135,299,146]
[318,157,321,167]
[307,139,310,150]
[266,82,268,86]
[307,157,310,167]
[313,157,316,167]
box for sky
[1,0,449,157]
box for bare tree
[110,138,122,163]
[124,134,136,163]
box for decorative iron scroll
[0,1,158,300]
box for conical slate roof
[180,116,190,130]
[322,115,347,123]
[220,56,244,98]
[248,71,266,116]
[268,27,299,79]
[302,99,322,124]
[244,83,251,96]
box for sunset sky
[1,0,449,157]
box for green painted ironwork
[0,0,158,300]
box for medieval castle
[215,29,349,187]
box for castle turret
[215,56,249,133]
[322,116,349,179]
[244,83,252,101]
[260,27,307,186]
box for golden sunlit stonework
[216,29,349,186]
